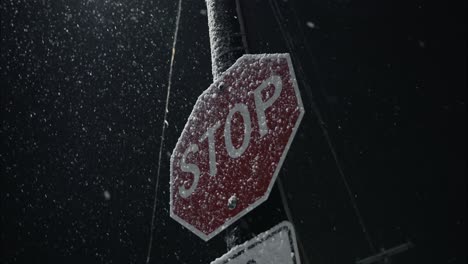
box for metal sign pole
[204,0,248,249]
[206,0,247,81]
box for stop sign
[170,53,304,241]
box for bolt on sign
[210,221,301,264]
[170,54,305,241]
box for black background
[1,0,466,263]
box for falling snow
[306,21,315,28]
[103,190,111,200]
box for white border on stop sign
[169,53,305,241]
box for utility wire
[235,0,249,54]
[268,0,377,254]
[145,0,183,262]
[277,177,313,264]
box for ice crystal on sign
[228,195,237,210]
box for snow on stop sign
[170,53,304,241]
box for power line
[268,0,377,254]
[277,177,313,264]
[145,0,183,262]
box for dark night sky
[1,0,466,263]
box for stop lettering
[170,54,305,241]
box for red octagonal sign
[170,54,304,241]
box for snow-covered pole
[205,0,248,248]
[206,0,248,81]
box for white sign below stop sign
[210,221,301,264]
